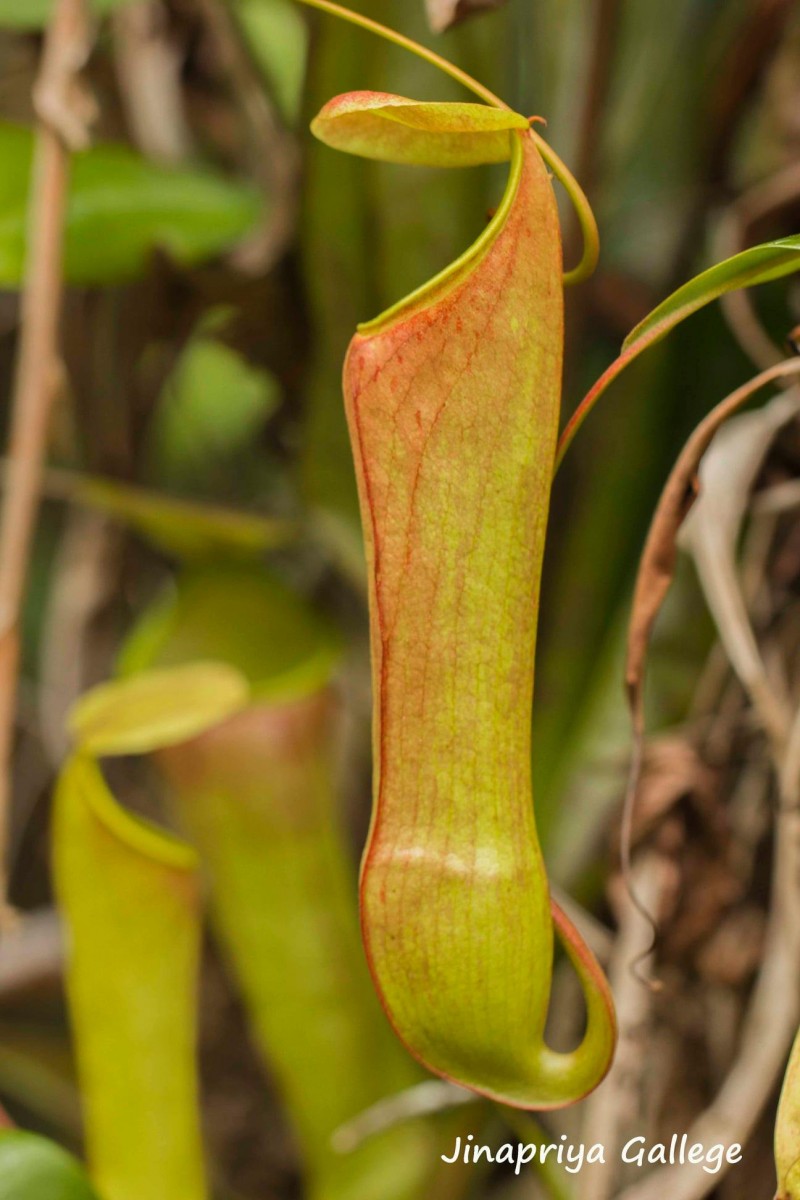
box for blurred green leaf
[0,123,261,286]
[70,473,295,561]
[70,662,250,758]
[0,1132,99,1199]
[0,1020,82,1138]
[0,0,126,27]
[145,336,281,491]
[53,755,206,1200]
[232,0,308,123]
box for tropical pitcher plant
[24,1,800,1197]
[307,95,620,1109]
[287,0,800,1111]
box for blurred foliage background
[0,1,799,1198]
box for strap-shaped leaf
[73,473,294,561]
[311,90,528,165]
[0,1132,100,1199]
[623,237,800,350]
[319,102,615,1105]
[53,755,206,1200]
[557,234,800,465]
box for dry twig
[621,359,800,943]
[425,0,507,34]
[0,908,62,1000]
[200,0,300,273]
[615,369,800,1200]
[577,855,674,1200]
[615,788,800,1200]
[38,511,120,764]
[112,0,192,164]
[0,0,93,918]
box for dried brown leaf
[678,387,800,746]
[626,736,718,844]
[696,907,765,986]
[625,359,800,739]
[425,0,506,34]
[619,359,800,962]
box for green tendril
[531,130,599,285]
[293,0,600,285]
[292,0,506,109]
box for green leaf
[0,1132,100,1199]
[69,662,251,757]
[557,235,800,465]
[145,335,281,491]
[71,473,295,561]
[311,91,528,165]
[0,0,126,27]
[0,122,261,286]
[53,756,206,1200]
[232,0,308,124]
[622,236,800,351]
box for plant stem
[0,0,93,919]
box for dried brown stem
[112,0,192,165]
[0,0,93,918]
[615,393,800,1200]
[200,0,300,273]
[615,797,800,1200]
[577,855,673,1200]
[38,510,120,764]
[425,0,507,35]
[0,908,62,1000]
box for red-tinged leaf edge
[309,89,599,287]
[311,91,529,166]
